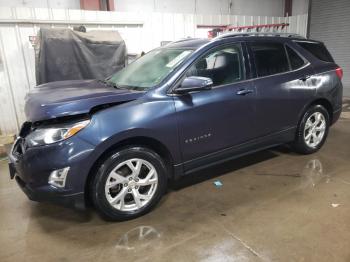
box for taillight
[335,67,343,80]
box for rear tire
[91,147,168,221]
[292,104,330,154]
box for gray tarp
[36,28,126,84]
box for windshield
[108,48,193,91]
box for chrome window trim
[168,62,314,96]
[167,62,313,96]
[168,40,320,96]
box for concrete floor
[1,105,350,262]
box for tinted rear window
[250,42,289,77]
[286,45,305,70]
[296,41,334,62]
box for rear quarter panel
[313,64,343,113]
[291,41,343,114]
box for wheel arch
[84,136,175,204]
[309,98,333,123]
[298,98,334,126]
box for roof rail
[214,32,306,40]
[171,37,200,43]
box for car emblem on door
[185,133,212,144]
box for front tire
[292,105,330,154]
[91,147,168,221]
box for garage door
[309,0,350,96]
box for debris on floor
[331,203,340,208]
[213,180,223,188]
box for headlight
[26,119,90,147]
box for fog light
[48,167,70,188]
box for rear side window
[295,41,334,62]
[286,45,305,70]
[250,42,289,77]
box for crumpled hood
[25,79,144,122]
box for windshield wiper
[98,79,123,89]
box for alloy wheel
[303,112,326,148]
[104,158,158,211]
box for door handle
[299,75,311,81]
[236,89,253,96]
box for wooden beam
[107,0,115,11]
[284,0,293,17]
[80,0,101,11]
[80,0,115,11]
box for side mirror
[175,76,213,94]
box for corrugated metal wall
[0,7,308,135]
[309,0,350,96]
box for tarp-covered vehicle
[35,28,127,85]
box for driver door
[172,43,257,171]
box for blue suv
[9,33,343,221]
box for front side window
[186,44,244,87]
[108,48,193,91]
[286,45,306,70]
[250,42,289,77]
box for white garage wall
[292,0,309,15]
[0,0,286,16]
[0,0,80,9]
[115,0,285,16]
[0,7,307,135]
[0,0,313,17]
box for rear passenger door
[248,41,315,139]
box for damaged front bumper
[8,135,95,210]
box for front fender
[77,95,181,172]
